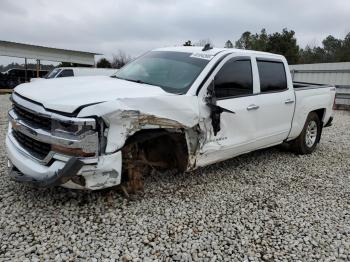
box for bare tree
[111,50,132,69]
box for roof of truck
[154,46,285,60]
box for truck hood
[14,76,171,113]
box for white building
[0,40,99,66]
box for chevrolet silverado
[6,46,336,191]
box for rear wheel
[291,112,322,154]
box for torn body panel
[76,95,205,191]
[79,95,201,154]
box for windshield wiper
[114,76,150,85]
[126,79,147,84]
[111,75,144,84]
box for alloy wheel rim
[305,120,317,148]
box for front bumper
[8,157,84,187]
[6,134,123,190]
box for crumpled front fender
[78,95,200,153]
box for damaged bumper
[6,134,122,190]
[8,157,84,188]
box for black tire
[290,112,322,155]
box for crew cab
[6,46,336,191]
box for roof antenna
[202,43,213,51]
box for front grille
[12,130,51,160]
[14,104,51,130]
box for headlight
[52,119,96,136]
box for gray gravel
[0,94,350,261]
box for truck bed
[293,81,333,90]
[287,83,336,140]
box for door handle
[247,104,259,111]
[285,99,295,104]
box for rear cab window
[45,68,61,79]
[57,69,74,78]
[257,60,287,93]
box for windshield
[113,51,210,94]
[45,68,61,79]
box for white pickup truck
[6,46,336,191]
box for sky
[0,0,349,65]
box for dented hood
[14,76,171,113]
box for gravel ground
[0,94,350,261]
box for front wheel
[291,112,322,154]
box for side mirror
[205,80,235,136]
[205,79,217,108]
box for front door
[197,56,259,166]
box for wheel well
[312,108,325,124]
[125,129,189,170]
[310,108,325,143]
[121,129,189,191]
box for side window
[214,59,253,98]
[257,60,287,92]
[57,69,74,78]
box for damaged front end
[6,93,123,190]
[7,93,202,191]
[77,95,202,191]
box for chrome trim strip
[53,153,98,164]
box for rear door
[253,58,295,148]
